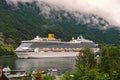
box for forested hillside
[0,0,120,49]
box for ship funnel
[48,32,54,39]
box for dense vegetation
[0,43,15,56]
[60,45,120,80]
[0,0,120,46]
[0,0,120,56]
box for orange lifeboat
[73,48,81,52]
[65,48,71,52]
[43,48,49,52]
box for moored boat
[2,66,27,79]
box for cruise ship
[15,33,99,58]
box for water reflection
[15,57,76,73]
[0,57,16,69]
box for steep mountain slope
[0,0,120,47]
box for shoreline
[0,55,17,58]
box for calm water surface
[0,56,76,73]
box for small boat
[3,66,28,79]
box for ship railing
[40,48,82,52]
[16,49,34,52]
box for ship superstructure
[15,33,99,58]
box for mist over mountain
[6,0,120,28]
[5,0,118,30]
[0,0,120,46]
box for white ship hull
[15,33,99,59]
[16,51,79,59]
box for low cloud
[6,0,120,27]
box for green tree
[60,71,74,80]
[99,45,111,73]
[76,47,96,70]
[42,74,55,80]
[74,47,97,80]
[100,45,120,79]
[0,43,15,56]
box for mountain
[0,0,120,48]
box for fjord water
[0,56,76,73]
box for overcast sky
[6,0,120,27]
